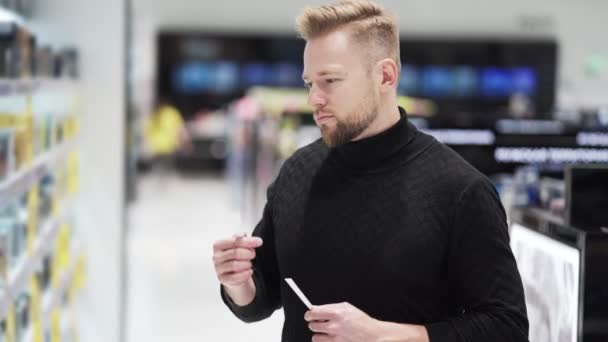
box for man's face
[302,29,380,147]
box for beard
[319,92,379,147]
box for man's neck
[353,101,401,142]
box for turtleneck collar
[329,107,415,171]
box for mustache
[314,108,334,116]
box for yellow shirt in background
[145,105,185,156]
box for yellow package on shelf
[58,224,71,269]
[29,276,41,316]
[32,320,43,342]
[62,119,70,142]
[5,305,15,342]
[75,253,86,291]
[68,152,79,194]
[51,238,61,289]
[26,184,39,252]
[0,114,31,171]
[68,253,86,305]
[50,308,61,342]
[65,117,78,139]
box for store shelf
[20,241,82,342]
[41,241,82,326]
[0,197,74,320]
[0,79,78,97]
[0,79,37,97]
[0,140,75,209]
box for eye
[325,78,340,85]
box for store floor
[127,172,284,342]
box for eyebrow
[302,70,346,81]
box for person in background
[212,1,529,341]
[144,97,192,186]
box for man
[212,1,529,341]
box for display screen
[567,165,608,229]
[510,223,580,342]
[400,65,537,99]
[157,32,557,121]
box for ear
[377,59,399,93]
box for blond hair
[296,0,401,71]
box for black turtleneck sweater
[221,108,529,342]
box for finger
[213,248,256,264]
[213,236,261,252]
[234,236,263,249]
[308,321,338,335]
[216,260,253,275]
[305,306,339,321]
[218,269,253,285]
[213,237,239,252]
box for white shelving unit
[28,0,127,340]
[0,11,83,342]
[41,241,83,326]
[0,192,76,319]
[0,141,75,210]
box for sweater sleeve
[220,180,283,322]
[425,178,529,342]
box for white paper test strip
[285,278,313,309]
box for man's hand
[305,302,381,342]
[305,302,429,342]
[212,234,263,305]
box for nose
[307,86,327,109]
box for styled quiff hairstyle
[296,0,401,72]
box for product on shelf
[0,196,28,274]
[34,46,53,79]
[16,196,27,260]
[38,174,54,220]
[0,216,10,288]
[0,129,15,181]
[52,48,79,80]
[0,204,16,272]
[14,292,28,342]
[0,22,34,79]
[38,254,51,292]
[0,107,29,173]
